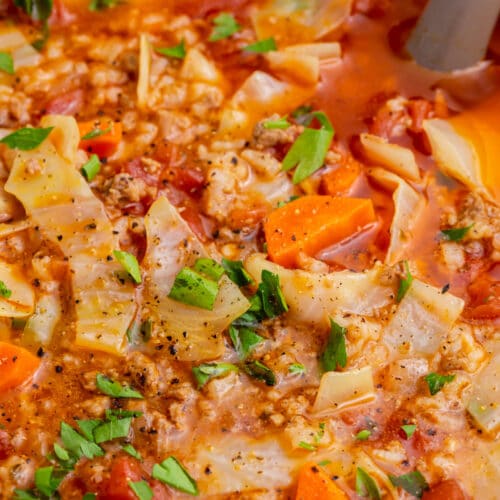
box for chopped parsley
[156,40,186,59]
[244,360,276,386]
[14,0,53,49]
[93,417,133,444]
[0,280,12,298]
[221,258,253,286]
[440,224,473,242]
[152,456,199,495]
[257,270,288,318]
[95,373,143,399]
[35,466,64,497]
[193,258,225,281]
[243,37,277,53]
[263,116,290,130]
[282,111,334,184]
[229,324,264,360]
[424,372,455,395]
[356,467,381,499]
[389,470,429,498]
[60,422,103,460]
[401,424,417,438]
[209,13,241,41]
[81,125,111,140]
[396,260,413,303]
[129,480,153,500]
[123,444,143,461]
[192,362,239,388]
[81,154,101,181]
[355,429,372,441]
[0,127,53,151]
[288,363,306,375]
[298,441,316,451]
[113,250,142,284]
[0,52,14,75]
[168,267,219,310]
[321,319,347,372]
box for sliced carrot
[0,341,40,392]
[78,117,122,158]
[264,195,376,268]
[295,463,348,500]
[321,160,362,196]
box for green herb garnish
[282,111,334,184]
[81,125,111,140]
[0,52,14,75]
[96,373,143,399]
[356,467,381,499]
[169,267,219,310]
[113,250,142,284]
[60,422,103,460]
[389,471,429,498]
[0,280,12,298]
[221,258,253,286]
[263,116,290,130]
[244,360,276,386]
[123,444,142,461]
[93,417,133,444]
[89,0,120,11]
[321,319,347,372]
[440,224,473,242]
[257,270,288,318]
[152,456,199,495]
[81,154,101,181]
[298,441,316,451]
[0,127,53,151]
[192,362,239,389]
[396,260,413,303]
[229,325,264,360]
[156,40,186,59]
[193,258,225,281]
[243,37,277,53]
[129,480,153,500]
[401,424,417,438]
[209,13,241,41]
[355,429,372,441]
[288,363,306,375]
[424,372,455,395]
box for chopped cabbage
[5,115,136,355]
[23,292,62,345]
[384,279,464,356]
[360,133,420,181]
[368,168,424,265]
[143,197,250,361]
[245,254,393,325]
[312,366,375,415]
[0,27,41,72]
[0,260,34,318]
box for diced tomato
[160,166,205,197]
[125,158,158,187]
[99,456,143,500]
[45,89,84,116]
[422,480,467,500]
[78,118,122,159]
[180,204,214,242]
[408,99,433,133]
[178,0,250,17]
[465,266,500,320]
[228,205,268,230]
[0,429,13,460]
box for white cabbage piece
[360,133,420,181]
[190,435,297,495]
[245,253,394,326]
[181,48,223,84]
[137,33,151,109]
[368,168,424,265]
[23,292,62,345]
[354,451,398,499]
[312,366,375,415]
[423,119,492,200]
[0,260,35,318]
[467,345,499,435]
[0,27,41,71]
[5,115,136,355]
[384,279,464,356]
[253,0,352,42]
[143,197,250,361]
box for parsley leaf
[93,417,133,443]
[243,37,277,54]
[76,419,102,441]
[53,443,70,462]
[424,372,455,395]
[440,224,473,242]
[168,267,219,310]
[355,429,372,441]
[209,13,241,41]
[244,360,276,386]
[156,40,186,59]
[129,480,153,500]
[282,111,334,184]
[14,0,53,50]
[193,258,225,281]
[263,116,290,130]
[389,471,429,498]
[0,52,14,75]
[152,456,199,495]
[81,125,111,140]
[60,422,103,460]
[401,424,417,438]
[13,490,38,500]
[288,363,306,375]
[35,466,64,497]
[298,441,316,451]
[257,270,288,318]
[106,409,143,419]
[356,467,381,499]
[113,250,142,284]
[82,494,96,500]
[229,325,264,360]
[396,260,413,303]
[123,444,142,461]
[321,319,347,372]
[192,362,238,389]
[95,374,143,399]
[0,280,12,298]
[0,127,53,151]
[221,258,253,286]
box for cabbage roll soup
[0,0,498,498]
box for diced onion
[383,279,464,356]
[245,253,394,326]
[143,197,250,361]
[0,27,41,70]
[0,260,35,318]
[360,133,420,181]
[181,48,222,84]
[312,366,375,415]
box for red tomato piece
[0,429,13,460]
[99,457,143,500]
[45,89,84,116]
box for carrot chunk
[0,342,40,392]
[295,464,347,500]
[78,118,122,158]
[264,195,376,268]
[321,160,361,196]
